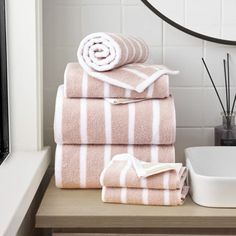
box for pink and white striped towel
[100,155,187,190]
[102,186,189,206]
[54,85,176,145]
[55,144,175,189]
[64,63,170,99]
[78,32,178,93]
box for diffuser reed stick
[231,94,236,115]
[223,59,229,114]
[202,58,227,116]
[227,53,230,114]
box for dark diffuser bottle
[215,113,236,146]
[202,53,236,146]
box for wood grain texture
[36,177,236,229]
[53,234,190,236]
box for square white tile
[54,46,78,85]
[222,0,236,25]
[164,46,203,87]
[203,128,215,146]
[54,6,82,46]
[43,46,58,88]
[122,5,163,46]
[163,23,202,47]
[43,87,58,129]
[151,0,185,25]
[43,2,56,46]
[203,44,236,86]
[171,88,204,127]
[80,0,121,5]
[221,25,236,44]
[81,5,121,36]
[175,128,205,163]
[202,87,236,127]
[185,0,221,26]
[147,47,163,64]
[121,0,143,5]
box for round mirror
[142,0,236,45]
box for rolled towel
[54,85,176,145]
[64,63,170,99]
[100,155,187,190]
[101,186,189,206]
[55,144,175,189]
[78,32,149,72]
[78,32,178,93]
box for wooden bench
[36,177,236,235]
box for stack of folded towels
[100,154,189,206]
[54,32,188,205]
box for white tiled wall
[43,0,236,163]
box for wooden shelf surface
[36,177,236,229]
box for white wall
[43,0,236,162]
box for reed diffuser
[202,54,236,146]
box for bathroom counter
[35,177,236,235]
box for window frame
[0,0,9,164]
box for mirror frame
[141,0,236,45]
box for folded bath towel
[78,32,178,93]
[64,63,170,99]
[54,85,176,145]
[55,144,175,188]
[102,186,189,206]
[100,155,187,190]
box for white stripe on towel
[142,188,149,205]
[151,145,159,162]
[128,103,135,144]
[130,36,143,61]
[55,145,63,187]
[102,187,107,202]
[122,67,148,79]
[120,188,127,204]
[80,99,88,143]
[82,72,88,97]
[127,145,134,156]
[147,84,154,98]
[163,172,170,189]
[104,82,110,97]
[55,86,64,144]
[79,145,87,188]
[126,36,136,62]
[125,89,131,97]
[112,33,129,64]
[164,190,170,205]
[152,100,160,144]
[104,100,112,143]
[120,161,131,187]
[130,36,143,62]
[140,177,147,189]
[104,145,111,167]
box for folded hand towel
[54,85,176,145]
[64,63,170,98]
[78,32,178,93]
[102,186,189,206]
[100,154,187,190]
[55,144,175,188]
